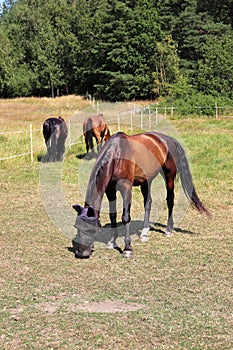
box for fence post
[215,102,218,119]
[30,124,33,162]
[130,112,133,133]
[140,110,143,130]
[155,107,158,125]
[149,109,151,130]
[118,113,121,130]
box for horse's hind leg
[96,135,102,153]
[105,183,119,249]
[45,139,51,161]
[164,173,175,236]
[57,137,66,161]
[140,181,152,242]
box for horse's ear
[72,204,83,215]
[87,206,96,217]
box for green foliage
[195,34,233,99]
[157,0,233,100]
[0,29,12,93]
[88,0,165,100]
[159,91,233,116]
[0,0,233,100]
[153,35,180,97]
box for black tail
[86,118,94,151]
[43,120,51,142]
[175,141,210,216]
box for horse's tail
[175,141,210,216]
[43,120,52,143]
[85,118,94,151]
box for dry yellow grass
[0,95,90,129]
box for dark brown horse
[43,116,68,162]
[73,131,210,258]
[83,114,110,156]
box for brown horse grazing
[73,131,210,258]
[43,116,68,162]
[83,114,110,156]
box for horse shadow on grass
[37,154,50,163]
[67,220,198,256]
[76,152,98,160]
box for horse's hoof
[140,235,148,242]
[164,231,172,237]
[106,241,118,249]
[140,227,149,242]
[122,250,133,258]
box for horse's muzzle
[73,241,92,259]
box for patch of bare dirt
[72,300,145,313]
[8,295,145,317]
[36,301,60,314]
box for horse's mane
[84,132,127,209]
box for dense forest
[0,0,233,102]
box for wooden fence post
[215,103,218,119]
[30,124,33,162]
[140,110,143,130]
[130,112,133,133]
[149,109,151,130]
[118,113,121,130]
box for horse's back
[110,131,169,161]
[83,114,106,128]
[105,131,176,183]
[43,117,67,140]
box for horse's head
[72,204,101,258]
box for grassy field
[0,96,232,349]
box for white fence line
[0,105,232,162]
[0,124,35,162]
[0,152,32,161]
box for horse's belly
[133,176,147,186]
[133,163,161,184]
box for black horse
[73,132,210,258]
[43,117,68,162]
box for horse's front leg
[96,136,102,153]
[106,183,119,249]
[140,181,152,242]
[84,135,89,154]
[122,220,133,258]
[118,180,133,258]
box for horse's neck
[85,152,113,213]
[85,177,106,214]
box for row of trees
[0,0,233,101]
